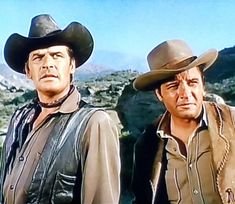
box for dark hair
[198,64,205,84]
[157,66,205,94]
[155,76,175,95]
[67,47,75,60]
[150,77,175,90]
[66,47,75,82]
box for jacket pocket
[165,168,181,203]
[51,172,76,204]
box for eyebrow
[186,77,200,82]
[164,77,199,86]
[31,51,64,57]
[164,80,179,88]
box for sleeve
[0,108,21,202]
[0,140,7,202]
[80,110,120,204]
[131,137,143,204]
[131,133,151,204]
[131,124,161,204]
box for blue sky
[1,0,235,71]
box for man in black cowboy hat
[0,14,120,204]
[132,39,235,204]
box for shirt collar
[200,104,208,127]
[57,86,81,114]
[157,104,208,138]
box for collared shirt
[156,107,222,204]
[3,87,120,204]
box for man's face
[26,45,75,97]
[155,67,205,121]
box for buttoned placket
[5,129,37,204]
[164,130,205,204]
[4,114,54,204]
[186,131,203,204]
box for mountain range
[0,47,235,90]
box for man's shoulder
[11,100,36,118]
[74,102,111,126]
[87,109,111,124]
[204,101,234,114]
[135,120,162,151]
[204,101,235,123]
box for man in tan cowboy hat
[0,14,120,204]
[132,39,235,204]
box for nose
[41,54,55,69]
[178,82,191,99]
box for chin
[38,86,63,95]
[181,114,200,120]
[42,85,59,91]
[178,110,200,119]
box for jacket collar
[156,105,208,138]
[56,85,81,114]
[156,102,229,169]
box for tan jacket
[133,102,235,204]
[205,102,235,203]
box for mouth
[177,102,196,108]
[40,74,58,80]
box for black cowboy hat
[4,14,94,74]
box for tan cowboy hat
[4,14,94,74]
[133,39,218,91]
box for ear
[203,89,207,100]
[154,89,163,101]
[70,59,76,74]
[25,63,32,79]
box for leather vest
[1,101,100,204]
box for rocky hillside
[205,46,235,82]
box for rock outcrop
[116,80,164,138]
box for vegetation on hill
[1,68,235,132]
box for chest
[165,129,222,203]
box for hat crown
[147,39,194,70]
[4,14,94,74]
[28,14,61,38]
[133,39,218,91]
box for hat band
[160,56,197,70]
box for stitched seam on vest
[213,103,231,204]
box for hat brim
[133,49,218,91]
[4,22,94,74]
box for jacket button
[19,156,24,161]
[193,189,198,195]
[10,185,14,190]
